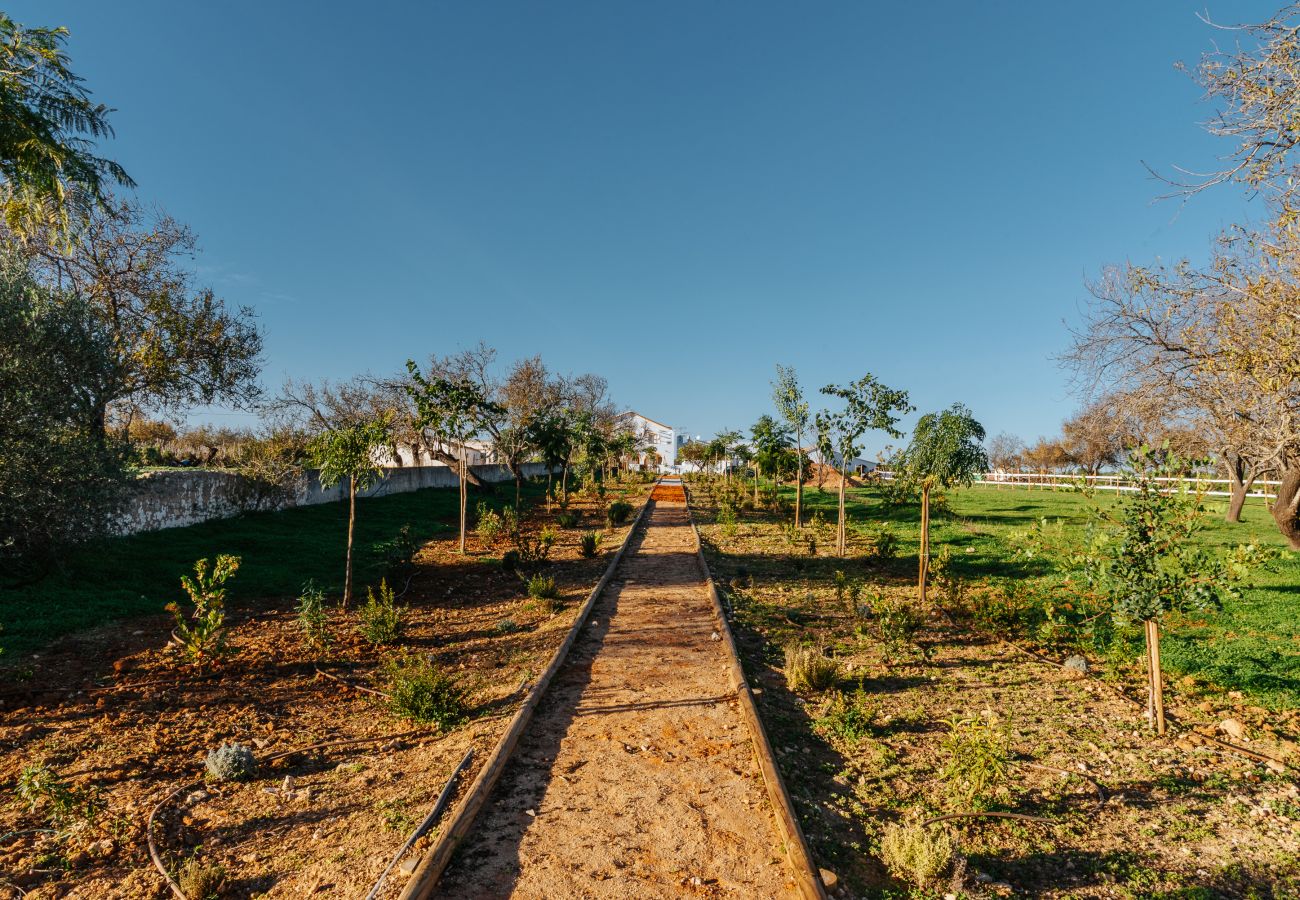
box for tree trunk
[754,466,760,505]
[429,445,486,486]
[795,448,804,529]
[561,464,569,505]
[1224,451,1254,524]
[918,485,930,604]
[458,454,468,554]
[515,472,522,510]
[836,463,847,555]
[1270,464,1300,550]
[1145,619,1166,735]
[344,475,356,609]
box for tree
[0,250,127,578]
[1021,437,1071,477]
[986,432,1025,472]
[0,14,132,235]
[1061,396,1136,475]
[893,404,988,603]
[815,375,912,555]
[21,199,262,436]
[714,429,744,481]
[404,360,503,553]
[772,365,810,527]
[751,414,792,502]
[530,411,576,506]
[306,415,391,608]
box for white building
[376,437,496,468]
[617,411,677,472]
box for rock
[399,856,420,876]
[819,868,838,889]
[88,839,115,857]
[1063,655,1089,676]
[1197,701,1214,713]
[710,631,721,642]
[1220,719,1250,741]
[1266,759,1288,775]
[66,849,90,868]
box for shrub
[716,504,737,540]
[579,530,604,558]
[784,644,840,693]
[606,500,633,526]
[556,510,579,529]
[16,763,103,830]
[167,555,240,670]
[940,715,1010,807]
[204,743,257,783]
[864,525,899,560]
[880,821,954,888]
[358,579,403,645]
[501,549,521,575]
[501,505,520,537]
[494,618,519,634]
[930,546,962,603]
[873,595,922,649]
[476,502,505,545]
[814,689,876,745]
[514,526,558,572]
[296,580,331,654]
[384,654,468,729]
[527,574,560,601]
[177,859,227,900]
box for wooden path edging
[685,497,830,900]
[397,487,656,899]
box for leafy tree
[21,200,262,435]
[751,414,792,501]
[0,251,127,578]
[676,439,709,475]
[404,360,503,553]
[772,365,810,527]
[1082,449,1246,734]
[306,415,391,608]
[893,404,988,603]
[0,14,132,234]
[816,375,912,555]
[529,411,575,506]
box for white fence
[975,472,1278,499]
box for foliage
[527,573,560,603]
[513,525,558,572]
[204,743,256,783]
[0,13,133,233]
[606,499,633,526]
[296,580,331,654]
[863,524,899,560]
[940,715,1011,807]
[814,689,876,745]
[374,522,419,577]
[306,416,391,494]
[892,404,988,494]
[879,821,954,888]
[579,530,604,558]
[871,594,923,649]
[358,578,403,645]
[476,501,505,545]
[556,510,579,528]
[17,763,103,830]
[784,643,840,692]
[167,555,239,670]
[176,859,226,900]
[0,251,129,578]
[383,653,468,729]
[772,365,810,523]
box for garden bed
[0,481,650,899]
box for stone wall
[116,462,552,535]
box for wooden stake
[918,485,930,604]
[1146,618,1167,735]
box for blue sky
[15,1,1280,456]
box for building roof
[618,410,673,432]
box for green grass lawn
[789,482,1300,709]
[0,480,553,663]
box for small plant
[167,555,240,670]
[177,858,227,900]
[383,654,468,729]
[606,499,633,526]
[579,530,604,558]
[873,595,922,649]
[880,821,954,888]
[204,743,257,783]
[375,523,419,576]
[833,570,849,610]
[556,510,579,529]
[716,503,737,539]
[864,524,899,560]
[501,549,522,574]
[527,573,560,602]
[814,689,876,745]
[930,545,962,604]
[17,763,103,830]
[500,505,520,537]
[296,580,331,654]
[784,643,840,693]
[940,715,1010,807]
[358,578,403,645]
[476,502,505,545]
[513,525,558,572]
[494,618,519,634]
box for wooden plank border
[685,488,830,900]
[398,486,657,899]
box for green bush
[814,689,876,745]
[606,500,633,526]
[384,654,468,729]
[872,594,922,649]
[556,510,579,529]
[374,523,419,576]
[296,580,331,654]
[579,530,604,559]
[784,643,840,693]
[358,578,402,645]
[167,555,239,670]
[476,502,505,545]
[940,715,1010,808]
[864,524,899,560]
[527,574,560,601]
[177,858,227,900]
[16,763,103,830]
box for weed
[814,689,876,745]
[514,526,558,571]
[376,797,416,833]
[930,546,962,604]
[204,743,256,783]
[833,570,848,608]
[716,503,738,540]
[864,524,899,560]
[16,763,103,830]
[556,510,579,529]
[383,653,468,729]
[358,578,402,645]
[527,574,561,611]
[784,643,840,693]
[579,530,604,558]
[606,500,633,527]
[296,580,331,654]
[177,858,226,900]
[167,555,239,670]
[879,820,954,888]
[940,715,1010,807]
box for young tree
[306,416,391,608]
[772,365,810,527]
[893,404,988,603]
[816,375,912,555]
[404,360,503,553]
[714,429,743,481]
[751,414,792,501]
[0,14,133,234]
[530,411,576,505]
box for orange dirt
[438,501,798,899]
[650,484,687,502]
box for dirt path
[438,500,799,899]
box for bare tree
[986,432,1025,472]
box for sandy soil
[439,501,799,899]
